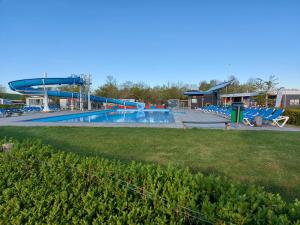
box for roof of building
[283,89,300,95]
[184,80,234,96]
[220,92,258,98]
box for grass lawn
[0,126,299,201]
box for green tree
[199,81,211,91]
[255,75,278,107]
[57,85,80,93]
[119,81,134,99]
[199,80,219,91]
[225,75,240,94]
[130,83,149,102]
[94,76,120,99]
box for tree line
[92,76,195,104]
[92,75,279,105]
[1,75,278,106]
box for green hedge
[0,93,25,100]
[284,109,300,126]
[0,104,22,109]
[0,139,300,224]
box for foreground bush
[284,109,300,126]
[0,139,299,224]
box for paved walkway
[1,109,299,131]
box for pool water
[30,109,175,124]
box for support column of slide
[71,93,74,111]
[79,85,83,111]
[87,74,91,111]
[42,73,50,112]
[88,91,91,110]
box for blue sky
[0,0,299,91]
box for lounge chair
[0,109,5,117]
[263,108,289,128]
[243,108,274,126]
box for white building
[26,96,45,107]
[0,85,6,93]
[220,89,300,108]
[0,98,12,105]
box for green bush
[0,139,299,224]
[0,104,22,109]
[284,109,300,126]
[0,93,25,100]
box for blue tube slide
[8,76,144,108]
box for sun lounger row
[22,106,43,112]
[0,108,6,117]
[0,105,61,117]
[243,107,289,128]
[0,108,23,117]
[197,106,289,127]
[22,105,60,112]
[197,105,232,117]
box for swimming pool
[29,109,175,124]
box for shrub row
[0,139,299,224]
[0,93,25,101]
[284,109,300,126]
[0,104,22,109]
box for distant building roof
[184,80,234,96]
[283,89,300,95]
[220,92,258,98]
[184,90,210,95]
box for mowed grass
[0,126,299,201]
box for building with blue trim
[184,80,234,109]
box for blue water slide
[8,76,144,108]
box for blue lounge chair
[263,108,289,128]
[0,108,5,117]
[243,108,274,126]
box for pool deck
[1,109,299,131]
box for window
[29,98,43,106]
[290,99,295,105]
[290,99,300,106]
[191,99,197,103]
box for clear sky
[0,0,299,91]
